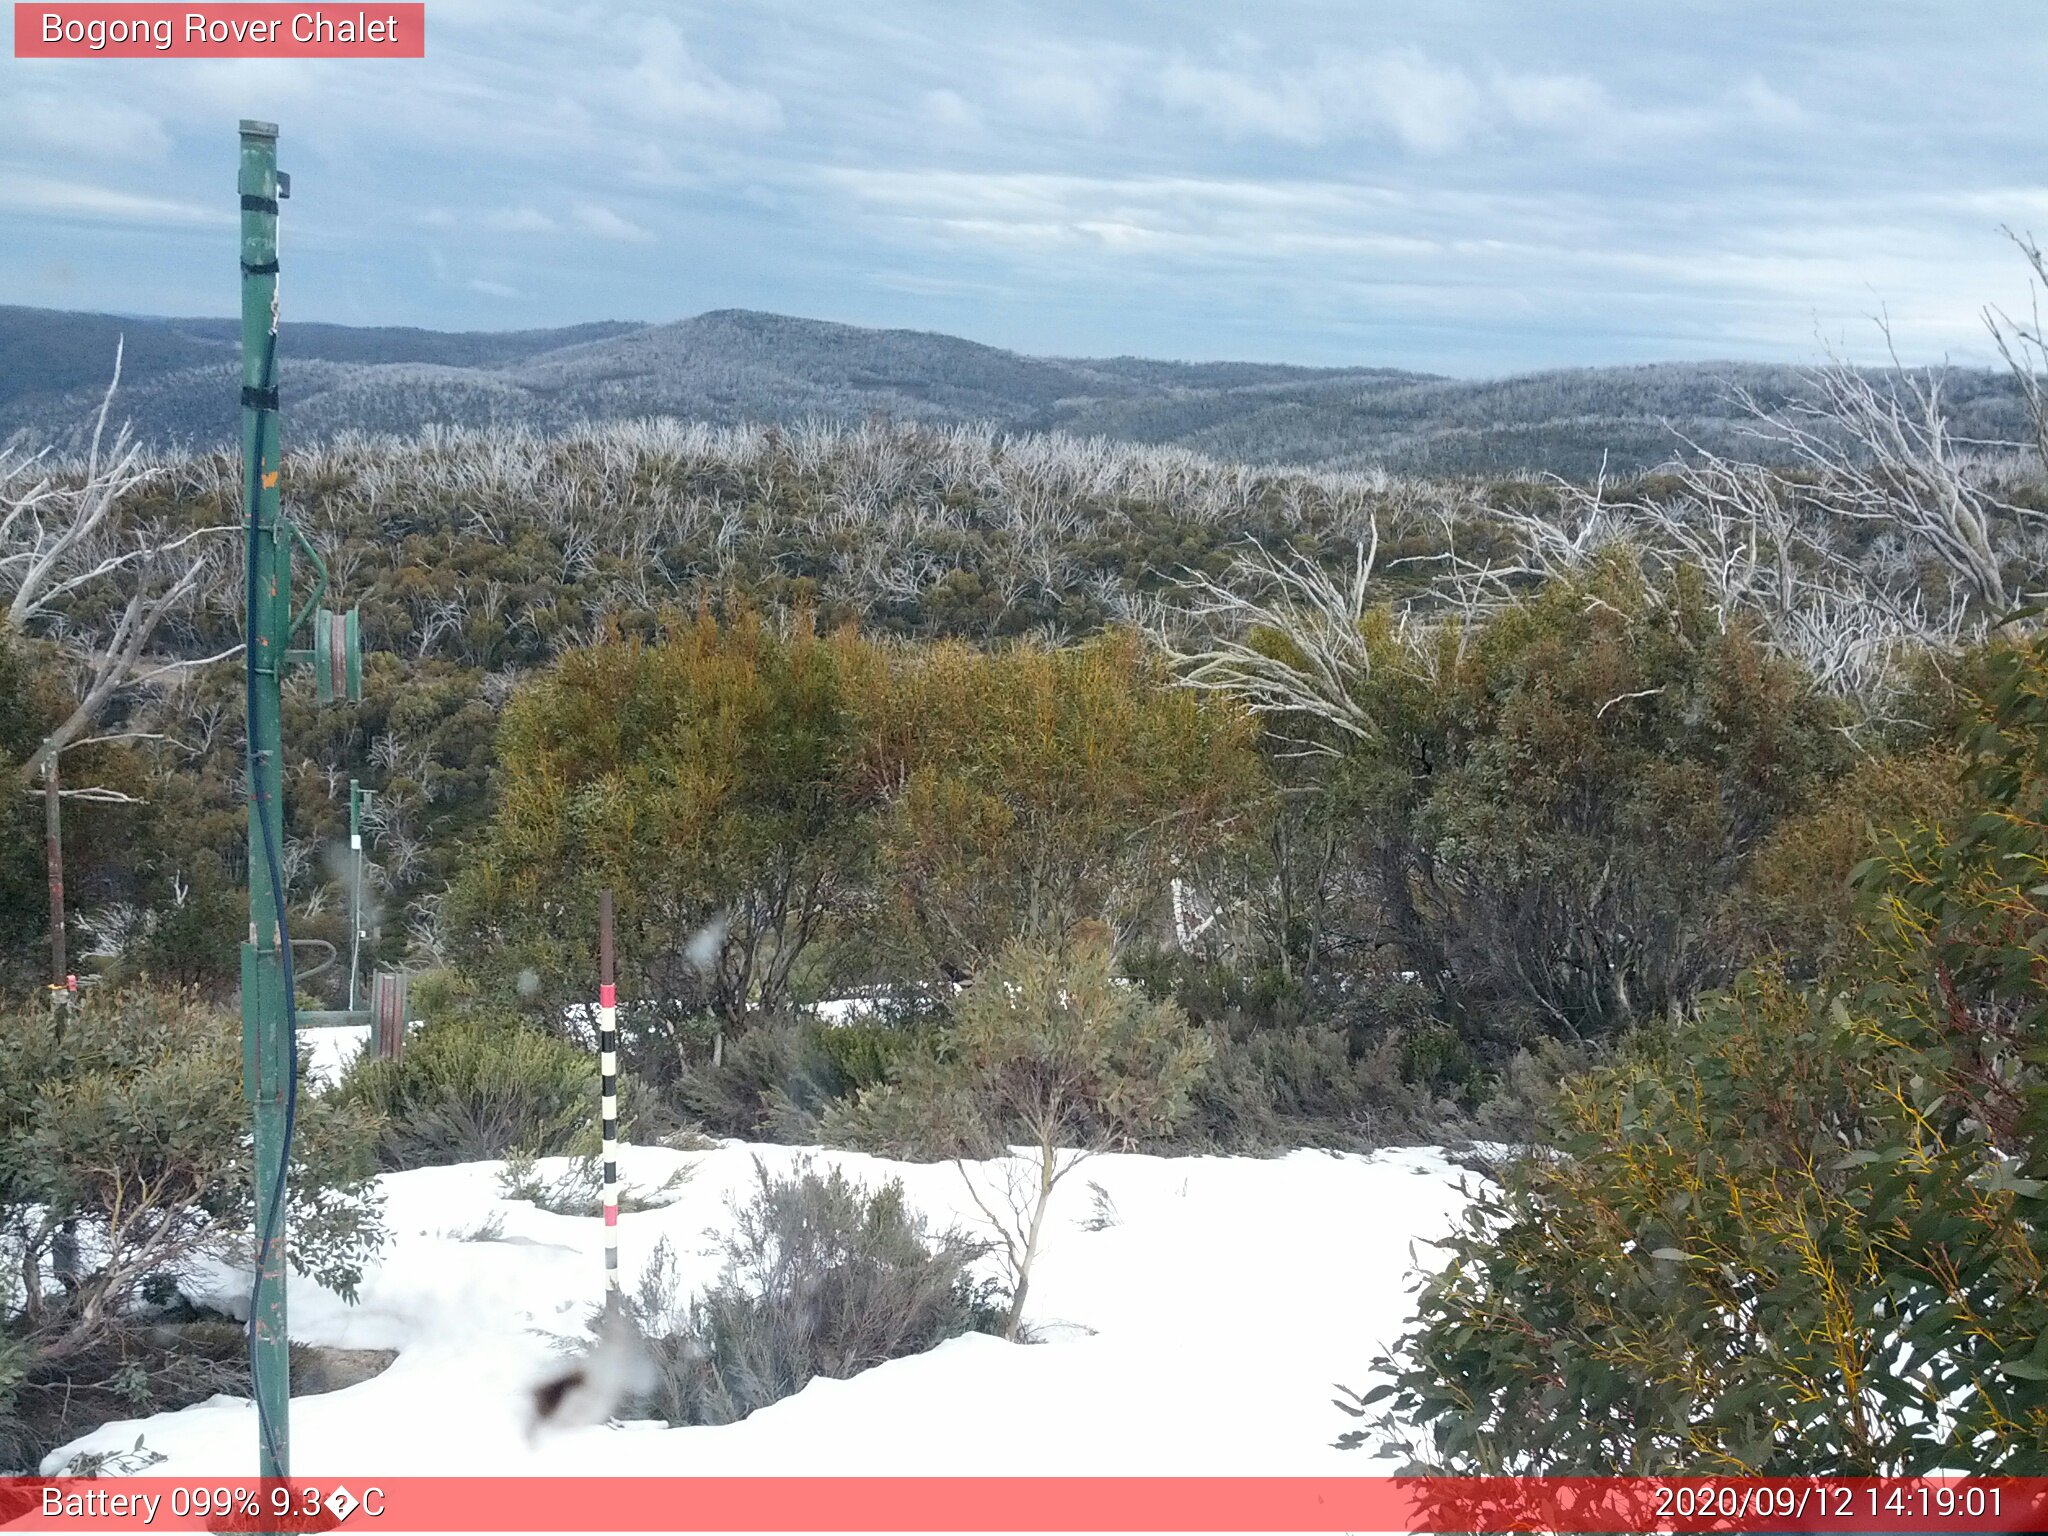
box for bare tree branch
[2,350,232,794]
[1151,523,1389,755]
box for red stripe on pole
[2,1477,2043,1532]
[14,5,426,57]
[599,983,616,1009]
[603,1204,619,1226]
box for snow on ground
[44,1141,1480,1478]
[300,1024,371,1089]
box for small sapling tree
[857,930,1212,1339]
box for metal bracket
[311,606,363,704]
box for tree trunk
[44,754,66,988]
[1002,1146,1058,1341]
[20,1235,44,1323]
[53,1220,79,1294]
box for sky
[4,0,2047,374]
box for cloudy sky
[4,1,2045,372]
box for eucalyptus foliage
[1375,635,2048,1472]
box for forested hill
[0,303,2025,477]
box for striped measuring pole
[597,889,621,1301]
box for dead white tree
[1151,522,1387,757]
[1723,331,2037,616]
[1,345,235,983]
[1531,443,1966,706]
[1473,460,1637,592]
[1984,227,2048,474]
[1474,318,2042,713]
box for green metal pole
[238,117,291,1481]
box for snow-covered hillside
[44,1143,1477,1477]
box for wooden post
[598,890,621,1302]
[372,970,408,1060]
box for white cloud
[573,202,654,243]
[0,92,171,162]
[824,167,1475,265]
[0,170,220,226]
[1156,60,1325,144]
[487,205,557,234]
[619,19,783,133]
[1154,47,1618,154]
[816,160,2031,360]
[468,278,520,297]
[1006,67,1124,134]
[1731,75,1806,127]
[1352,50,1489,153]
[1489,68,1606,131]
[418,204,558,234]
[920,89,981,137]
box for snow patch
[46,1142,1477,1477]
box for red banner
[1,1477,2044,1533]
[13,5,424,58]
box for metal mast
[238,116,293,1479]
[239,118,371,1478]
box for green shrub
[1378,974,2040,1472]
[838,934,1213,1159]
[1376,636,2048,1474]
[834,934,1211,1337]
[1736,746,1972,978]
[499,1151,690,1217]
[335,1008,598,1168]
[678,1017,856,1141]
[812,1021,912,1094]
[817,1070,984,1161]
[1178,1022,1429,1151]
[626,1159,1003,1426]
[1186,555,1845,1054]
[445,610,879,1034]
[674,1015,918,1141]
[0,1332,32,1473]
[0,986,383,1471]
[1462,1036,1611,1151]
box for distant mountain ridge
[0,304,2025,478]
